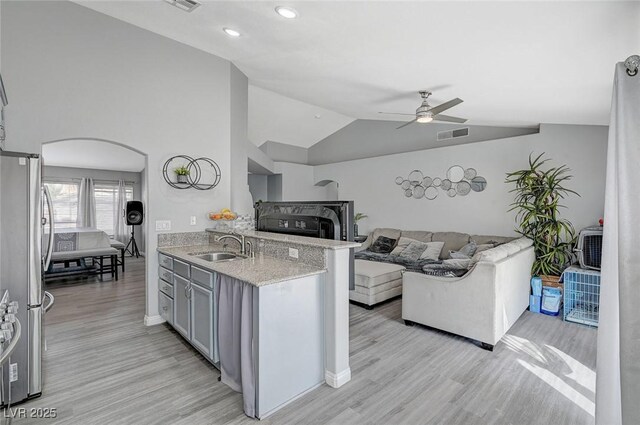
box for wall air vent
[437,127,470,141]
[165,0,201,12]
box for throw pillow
[397,240,429,261]
[369,236,397,254]
[390,237,419,256]
[450,240,477,258]
[419,241,445,261]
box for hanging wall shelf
[162,155,221,190]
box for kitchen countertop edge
[206,229,361,250]
[157,245,326,287]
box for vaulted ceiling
[75,1,639,132]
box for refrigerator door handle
[43,186,54,271]
[43,291,54,314]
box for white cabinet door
[190,282,214,360]
[173,274,191,340]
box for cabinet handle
[162,306,168,311]
[185,283,191,299]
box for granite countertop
[206,229,361,250]
[157,244,326,287]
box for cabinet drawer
[173,259,190,279]
[191,265,214,290]
[158,266,173,284]
[158,291,173,325]
[159,279,173,298]
[158,253,173,270]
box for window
[44,180,134,236]
[94,183,133,237]
[44,182,78,229]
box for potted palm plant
[505,153,578,285]
[354,212,368,237]
[174,165,190,183]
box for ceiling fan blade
[378,112,416,116]
[428,98,463,116]
[396,118,418,129]
[433,114,467,123]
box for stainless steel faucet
[215,233,253,257]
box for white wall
[315,124,608,237]
[1,1,245,320]
[274,162,336,202]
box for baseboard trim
[325,368,351,388]
[144,314,165,326]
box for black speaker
[126,201,144,226]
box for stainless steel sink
[189,251,247,262]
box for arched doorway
[40,137,149,318]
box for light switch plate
[289,248,299,259]
[155,220,171,231]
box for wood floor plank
[13,257,597,424]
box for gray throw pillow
[397,240,429,261]
[369,236,397,254]
[419,241,445,261]
[449,241,477,259]
[390,237,419,256]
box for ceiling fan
[379,90,467,129]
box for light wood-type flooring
[16,257,597,424]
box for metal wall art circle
[464,168,477,179]
[470,176,488,192]
[456,181,472,196]
[408,170,424,185]
[447,165,465,183]
[163,155,221,190]
[424,186,438,200]
[395,166,486,200]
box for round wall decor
[163,155,221,190]
[395,165,486,200]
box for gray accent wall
[259,141,309,164]
[307,120,539,165]
[314,123,607,236]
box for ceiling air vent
[437,127,469,141]
[165,0,201,12]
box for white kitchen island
[157,230,358,418]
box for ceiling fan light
[275,6,298,19]
[416,115,433,123]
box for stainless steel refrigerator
[0,151,54,405]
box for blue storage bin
[529,295,541,313]
[531,276,543,297]
[541,287,562,316]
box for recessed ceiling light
[275,6,298,19]
[223,28,241,37]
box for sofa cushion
[355,260,406,288]
[432,232,471,259]
[471,237,532,265]
[400,230,433,243]
[471,235,516,245]
[396,240,429,261]
[450,241,477,259]
[369,236,397,254]
[372,228,402,243]
[419,241,445,261]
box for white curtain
[76,177,96,228]
[596,62,640,425]
[114,180,128,243]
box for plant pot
[176,174,188,184]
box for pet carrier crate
[574,226,603,270]
[562,266,601,327]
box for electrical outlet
[190,216,196,226]
[9,363,17,382]
[289,248,299,259]
[155,220,171,231]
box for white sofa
[402,237,535,350]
